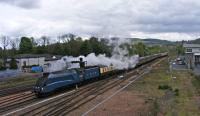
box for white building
[7,54,62,71]
[183,44,200,69]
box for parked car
[178,60,185,65]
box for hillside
[188,38,200,44]
[128,38,175,46]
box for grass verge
[126,57,200,116]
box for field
[126,56,200,115]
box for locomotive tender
[33,52,167,97]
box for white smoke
[45,38,139,72]
[85,53,139,69]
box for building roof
[15,54,47,58]
[194,53,200,56]
[183,44,200,48]
[45,55,63,61]
[14,54,63,61]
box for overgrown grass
[152,99,160,116]
[126,56,200,115]
[0,76,38,89]
[191,76,200,95]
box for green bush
[0,67,6,70]
[9,58,18,69]
[158,85,172,90]
[174,89,179,96]
[0,61,6,70]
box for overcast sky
[0,0,200,41]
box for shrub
[0,60,6,70]
[174,89,179,96]
[158,84,172,90]
[9,58,18,69]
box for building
[183,44,200,69]
[7,54,62,71]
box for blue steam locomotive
[33,53,167,97]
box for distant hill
[128,38,175,46]
[143,38,175,46]
[188,38,200,44]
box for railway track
[0,84,33,97]
[48,75,132,115]
[44,58,164,116]
[21,73,127,116]
[0,92,37,114]
[0,70,125,115]
[0,92,33,105]
[2,56,166,116]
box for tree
[1,36,9,67]
[0,47,2,58]
[76,37,83,42]
[133,42,147,57]
[176,44,185,55]
[30,37,37,47]
[148,45,161,55]
[80,40,92,56]
[15,38,20,50]
[67,33,76,40]
[34,45,47,54]
[0,60,5,70]
[89,37,99,54]
[9,58,18,69]
[40,36,49,46]
[1,36,9,50]
[50,43,64,55]
[10,39,17,57]
[19,37,33,53]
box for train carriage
[99,65,114,75]
[83,66,100,80]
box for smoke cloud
[45,38,139,72]
[46,53,138,72]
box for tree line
[0,34,112,69]
[0,34,168,70]
[18,36,112,56]
[120,42,168,57]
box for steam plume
[45,38,139,72]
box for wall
[185,48,200,53]
[184,53,193,69]
[17,57,45,69]
[192,48,200,53]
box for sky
[0,0,200,41]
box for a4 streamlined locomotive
[33,53,167,97]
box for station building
[183,44,200,70]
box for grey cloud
[1,0,200,40]
[0,0,40,9]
